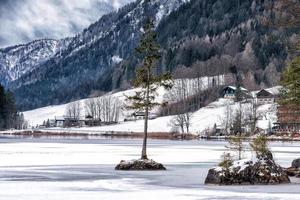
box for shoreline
[0,130,197,140]
[0,129,300,141]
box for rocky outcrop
[286,158,300,177]
[205,153,290,185]
[292,158,300,168]
[115,159,166,170]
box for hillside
[23,81,277,134]
[24,96,276,134]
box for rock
[260,150,273,160]
[115,159,166,171]
[285,159,300,177]
[205,168,222,184]
[292,158,300,168]
[286,167,298,177]
[205,153,290,185]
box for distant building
[53,116,85,127]
[124,112,158,121]
[223,86,250,100]
[54,116,65,127]
[274,105,300,134]
[255,86,282,105]
[84,115,102,126]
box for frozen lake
[0,136,299,200]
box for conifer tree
[226,135,244,160]
[250,134,269,158]
[0,84,19,130]
[4,90,17,129]
[126,18,173,159]
[280,57,300,105]
[0,84,5,129]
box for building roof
[224,86,248,92]
[54,116,65,121]
[264,86,282,95]
[254,86,282,97]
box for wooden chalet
[256,86,281,105]
[274,105,300,134]
[222,86,251,100]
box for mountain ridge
[0,0,298,111]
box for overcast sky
[0,0,134,48]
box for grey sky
[0,0,134,48]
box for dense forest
[121,0,296,88]
[0,84,25,130]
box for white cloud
[0,0,134,48]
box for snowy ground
[0,136,299,200]
[22,79,278,134]
[23,76,224,128]
[30,98,276,135]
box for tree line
[0,84,26,130]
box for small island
[205,135,290,185]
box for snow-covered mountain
[0,39,71,87]
[5,0,190,110]
[1,0,296,111]
[0,0,136,48]
[0,36,77,89]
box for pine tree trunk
[141,69,150,160]
[142,105,149,160]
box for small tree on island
[124,18,173,160]
[226,135,244,160]
[250,134,270,159]
[218,152,233,169]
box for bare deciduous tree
[168,79,193,133]
[85,96,121,123]
[221,102,234,134]
[65,101,81,120]
[85,98,97,118]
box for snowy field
[29,98,276,135]
[22,79,279,134]
[0,136,299,200]
[23,76,224,128]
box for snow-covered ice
[0,136,299,200]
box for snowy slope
[23,81,277,134]
[23,76,223,127]
[42,98,275,134]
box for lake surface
[0,136,299,200]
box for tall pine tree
[125,18,173,159]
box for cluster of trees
[156,0,291,88]
[62,96,121,125]
[84,96,121,123]
[163,77,223,133]
[0,84,27,130]
[219,134,270,168]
